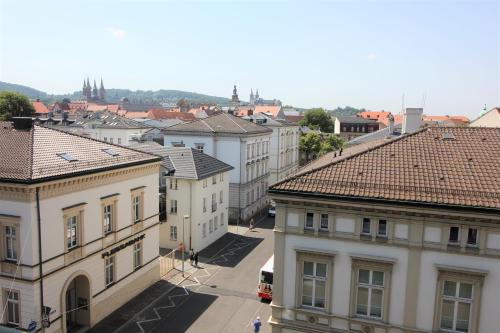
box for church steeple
[231,85,240,106]
[92,80,98,99]
[99,77,106,101]
[250,89,254,105]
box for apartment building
[0,119,161,332]
[268,127,500,333]
[242,113,300,184]
[163,112,272,223]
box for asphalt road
[110,215,275,333]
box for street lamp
[182,215,189,277]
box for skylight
[102,148,119,157]
[442,132,455,140]
[57,153,78,162]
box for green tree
[299,132,323,163]
[299,108,334,132]
[0,92,35,121]
[319,134,345,156]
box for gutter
[268,189,500,214]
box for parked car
[268,206,276,217]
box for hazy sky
[1,0,499,118]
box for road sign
[28,320,37,332]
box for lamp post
[182,215,189,277]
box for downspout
[239,137,242,225]
[36,187,45,333]
[189,182,192,251]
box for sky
[0,0,499,118]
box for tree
[319,134,345,156]
[0,92,36,121]
[299,108,334,132]
[299,132,323,163]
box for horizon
[0,0,499,118]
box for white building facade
[0,122,161,332]
[268,127,500,333]
[163,113,272,223]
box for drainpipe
[189,182,192,251]
[36,187,45,333]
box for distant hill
[0,81,232,105]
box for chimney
[387,114,395,136]
[402,108,423,134]
[12,117,34,131]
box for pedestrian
[253,316,262,333]
[189,249,194,266]
[194,251,199,267]
[249,218,255,230]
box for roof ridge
[224,113,247,132]
[271,127,428,189]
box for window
[247,144,251,159]
[195,143,204,153]
[246,166,250,182]
[132,194,142,223]
[5,290,20,325]
[170,226,177,240]
[220,173,224,182]
[57,152,78,162]
[302,261,327,308]
[169,178,178,190]
[66,216,78,250]
[105,256,115,286]
[102,148,119,156]
[5,226,17,261]
[449,226,460,244]
[202,223,207,238]
[219,190,223,204]
[212,193,217,212]
[356,269,384,319]
[246,192,250,206]
[251,189,255,203]
[305,212,314,230]
[209,219,213,233]
[118,138,122,145]
[203,179,208,188]
[220,212,224,226]
[203,198,207,213]
[466,228,478,247]
[214,216,218,231]
[378,220,387,237]
[170,200,177,214]
[320,214,329,231]
[133,242,142,269]
[103,204,113,235]
[256,187,260,200]
[212,176,217,185]
[104,137,108,142]
[440,281,473,332]
[110,137,114,144]
[362,218,371,235]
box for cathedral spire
[231,84,240,106]
[99,77,106,101]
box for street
[91,215,275,333]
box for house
[336,116,379,140]
[163,112,272,223]
[242,113,300,184]
[356,110,392,126]
[0,118,162,332]
[31,99,49,116]
[268,126,500,333]
[470,107,500,128]
[61,111,154,145]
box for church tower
[231,85,240,106]
[85,78,92,100]
[249,89,254,105]
[92,80,98,100]
[99,78,106,101]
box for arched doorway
[62,274,91,333]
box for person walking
[249,218,255,230]
[194,251,199,267]
[253,316,262,333]
[189,249,194,266]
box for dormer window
[57,153,78,162]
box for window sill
[105,282,115,289]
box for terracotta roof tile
[32,101,49,115]
[0,124,160,183]
[270,127,500,210]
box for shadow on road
[199,233,264,268]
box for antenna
[401,93,405,114]
[421,92,427,109]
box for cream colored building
[470,107,500,127]
[268,127,500,333]
[0,120,161,332]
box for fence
[159,249,176,277]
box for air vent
[102,148,119,157]
[307,315,316,324]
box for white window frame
[301,261,327,308]
[202,223,207,238]
[5,225,17,261]
[214,216,218,231]
[355,269,385,319]
[377,219,387,237]
[209,218,213,233]
[449,226,461,245]
[105,256,115,286]
[362,218,371,235]
[170,226,177,241]
[170,199,177,214]
[220,190,223,204]
[133,242,142,269]
[320,213,329,231]
[66,215,79,250]
[5,289,20,326]
[305,212,314,230]
[103,204,113,235]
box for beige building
[268,127,500,333]
[470,107,500,127]
[0,120,161,332]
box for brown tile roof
[32,101,49,115]
[270,127,500,210]
[164,112,272,135]
[0,124,160,183]
[254,105,282,117]
[147,109,195,121]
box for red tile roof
[270,127,500,210]
[357,111,392,125]
[0,124,160,183]
[32,101,49,115]
[147,109,195,121]
[254,105,282,117]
